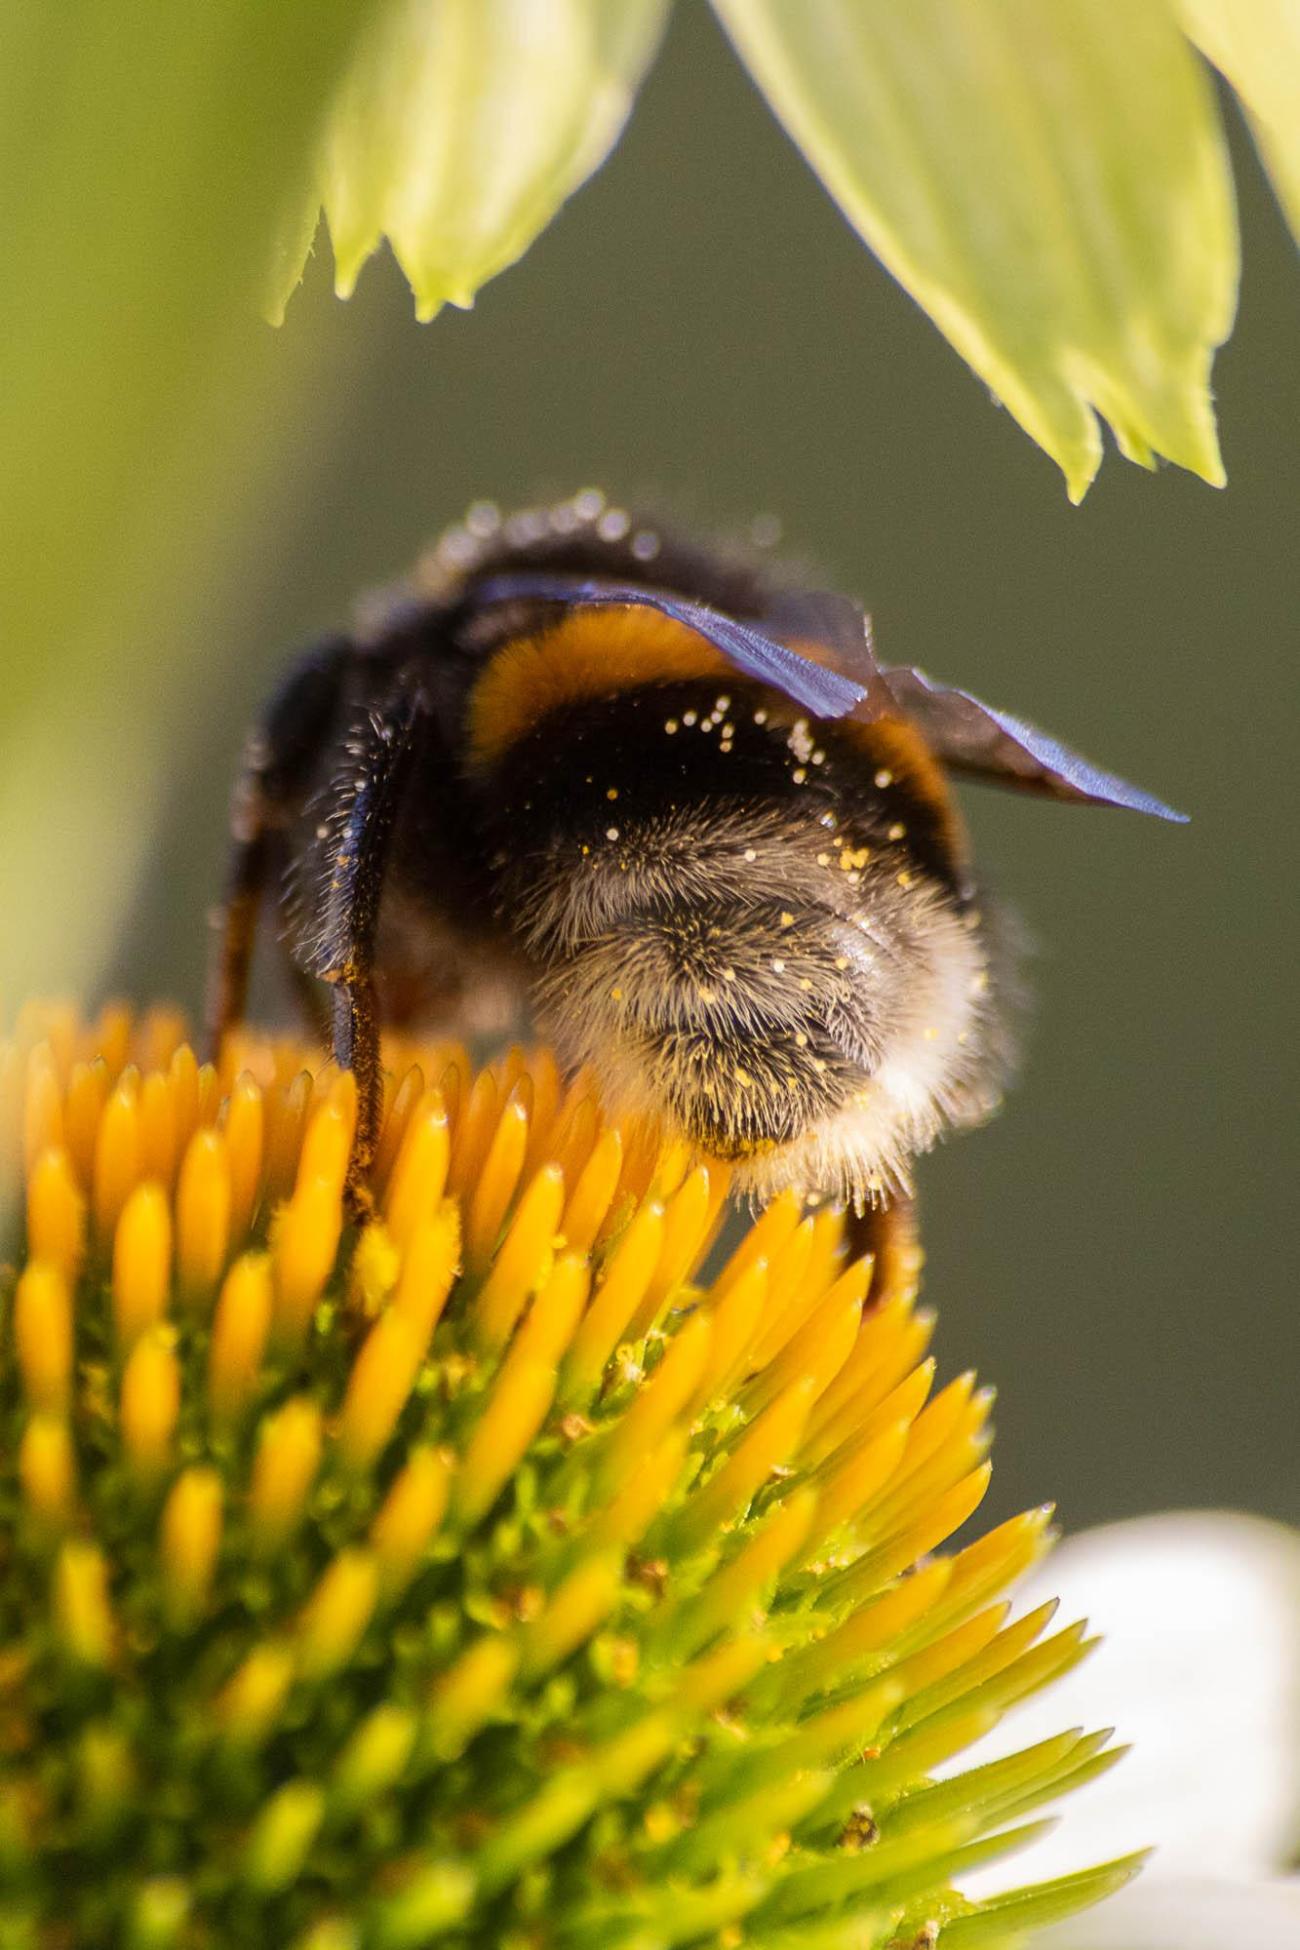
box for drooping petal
[274,0,668,323]
[711,0,1238,499]
[954,1511,1300,1889]
[1177,0,1300,244]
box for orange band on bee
[467,610,731,770]
[468,613,968,871]
[842,712,969,872]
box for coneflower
[0,1004,1141,1947]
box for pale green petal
[277,0,668,324]
[1177,0,1300,241]
[712,0,1238,500]
[954,1513,1300,1890]
[1035,1874,1300,1948]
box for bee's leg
[330,976,383,1217]
[842,1196,921,1311]
[313,695,424,1214]
[206,635,352,1059]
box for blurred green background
[10,7,1298,1535]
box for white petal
[1032,1874,1300,1949]
[952,1511,1300,1889]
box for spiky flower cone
[0,1006,1142,1947]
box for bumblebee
[208,489,1182,1240]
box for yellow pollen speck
[753,708,768,724]
[665,719,678,734]
[888,822,906,841]
[897,871,914,889]
[799,978,813,992]
[834,957,849,971]
[923,1026,939,1041]
[606,788,619,801]
[875,768,894,788]
[817,853,830,867]
[715,695,731,712]
[743,848,757,862]
[794,1031,808,1047]
[792,768,807,784]
[779,911,795,929]
[581,845,590,856]
[698,986,717,1005]
[722,968,736,983]
[682,711,697,726]
[611,987,624,1002]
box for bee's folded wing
[881,666,1188,821]
[472,571,871,719]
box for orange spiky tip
[0,1004,1143,1946]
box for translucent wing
[881,665,1187,821]
[758,587,898,716]
[471,572,869,718]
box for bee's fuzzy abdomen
[481,675,1004,1203]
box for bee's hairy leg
[312,685,426,1216]
[331,971,384,1221]
[841,1195,921,1311]
[205,634,353,1063]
